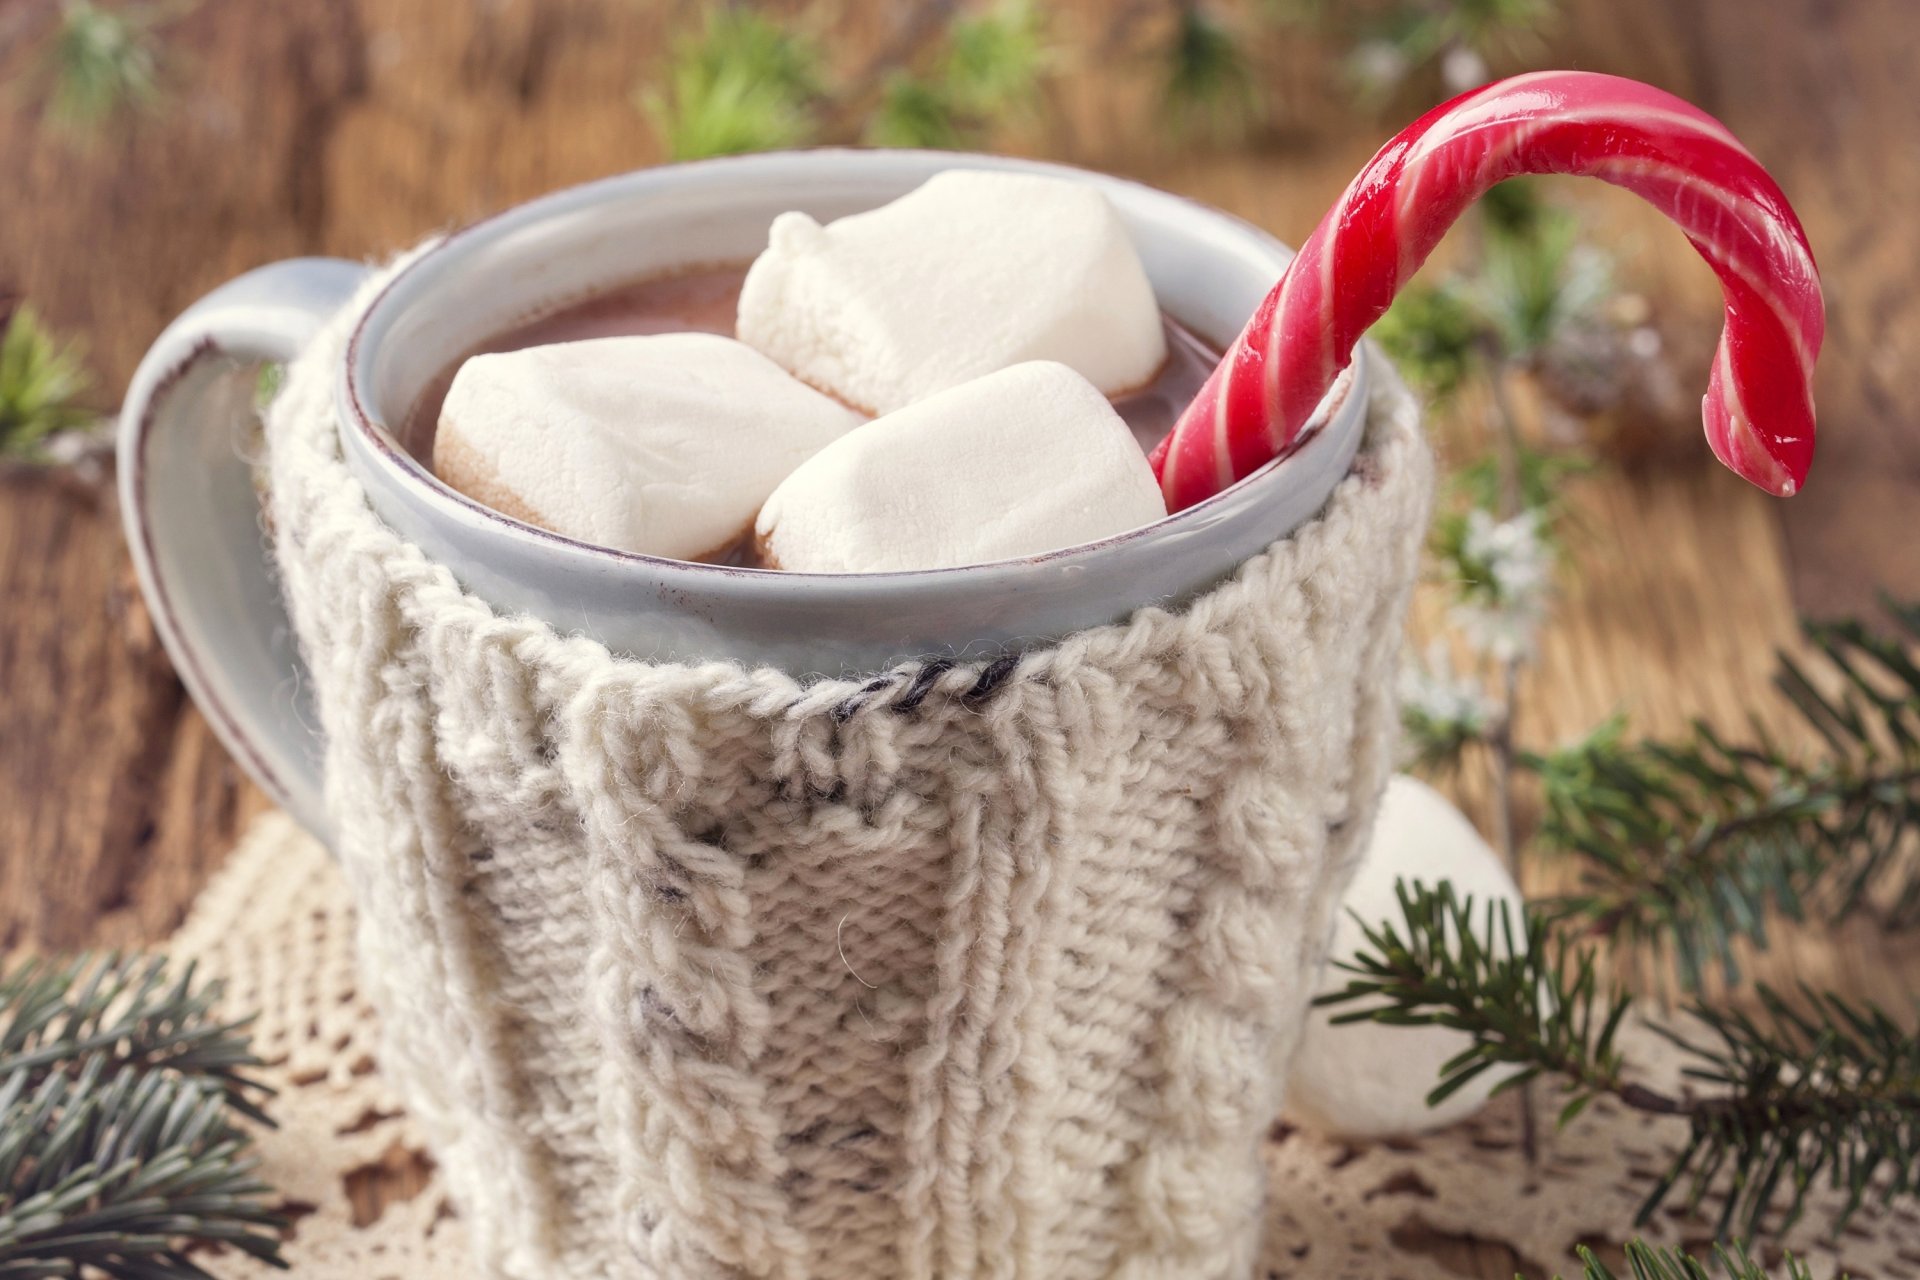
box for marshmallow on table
[755,361,1167,573]
[433,332,863,560]
[737,170,1169,416]
[1285,775,1526,1139]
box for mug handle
[117,258,371,843]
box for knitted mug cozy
[263,264,1434,1280]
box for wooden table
[1,1,1915,1271]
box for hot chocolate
[401,262,1222,567]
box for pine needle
[1558,1240,1821,1280]
[1163,3,1258,137]
[0,306,95,462]
[639,9,824,160]
[866,71,964,149]
[1321,882,1920,1240]
[1528,605,1920,989]
[43,0,167,135]
[0,955,285,1277]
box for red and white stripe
[1150,71,1825,511]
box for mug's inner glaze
[395,261,1224,567]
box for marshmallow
[1285,775,1526,1139]
[433,333,863,560]
[737,170,1169,415]
[755,361,1167,573]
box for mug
[118,150,1369,842]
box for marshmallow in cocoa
[434,332,862,560]
[755,361,1167,574]
[737,170,1168,415]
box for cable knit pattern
[263,261,1433,1280]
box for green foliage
[0,955,272,1132]
[1374,182,1610,407]
[0,955,285,1277]
[1558,1241,1817,1280]
[1163,4,1258,136]
[641,9,824,160]
[1285,0,1557,103]
[1657,987,1920,1237]
[1318,880,1631,1120]
[43,0,167,134]
[644,3,1049,158]
[1373,282,1481,402]
[1322,881,1920,1240]
[1447,445,1590,533]
[1400,645,1497,773]
[1482,177,1553,240]
[1468,205,1613,363]
[865,0,1050,150]
[867,72,966,150]
[941,0,1048,117]
[1529,607,1920,988]
[0,306,95,462]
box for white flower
[1439,45,1489,94]
[1348,40,1410,94]
[1397,644,1497,736]
[1453,507,1553,662]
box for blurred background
[0,0,1914,992]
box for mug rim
[338,147,1363,582]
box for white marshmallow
[737,170,1169,415]
[433,333,862,560]
[1285,775,1526,1139]
[755,361,1167,573]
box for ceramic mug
[118,150,1369,841]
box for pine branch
[0,955,286,1277]
[1319,881,1920,1239]
[1527,607,1920,988]
[939,0,1047,118]
[0,306,94,463]
[0,955,272,1124]
[41,0,184,137]
[1163,2,1258,138]
[862,0,1048,149]
[1318,880,1634,1123]
[644,2,1050,159]
[1653,987,1920,1237]
[638,9,825,160]
[866,71,966,149]
[1558,1241,1819,1280]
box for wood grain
[0,0,1915,1269]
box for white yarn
[263,253,1433,1279]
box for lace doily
[171,814,1910,1278]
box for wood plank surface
[0,0,1915,1271]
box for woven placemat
[173,813,1907,1278]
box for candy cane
[1151,71,1824,511]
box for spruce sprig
[42,0,176,135]
[1528,606,1920,988]
[0,956,272,1124]
[1319,881,1920,1239]
[0,306,95,463]
[640,8,825,160]
[0,956,285,1277]
[863,0,1049,149]
[1317,881,1633,1125]
[1560,1241,1819,1280]
[1163,2,1258,137]
[1654,987,1920,1237]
